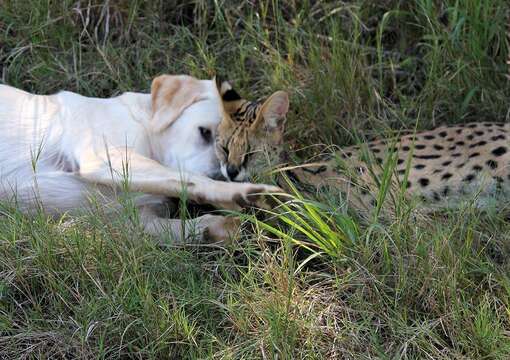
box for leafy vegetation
[1,1,510,358]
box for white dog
[0,75,279,242]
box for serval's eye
[199,126,212,143]
[242,152,253,166]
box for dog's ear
[150,75,205,133]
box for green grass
[1,0,510,358]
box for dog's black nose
[227,165,239,180]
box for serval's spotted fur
[218,84,510,212]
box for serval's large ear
[150,75,205,133]
[217,79,243,115]
[251,91,289,132]
[218,80,242,101]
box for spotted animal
[218,84,510,212]
[215,82,289,182]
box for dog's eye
[199,127,212,143]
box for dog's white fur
[0,75,279,242]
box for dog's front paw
[194,181,286,211]
[231,184,284,210]
[201,215,241,243]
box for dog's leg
[140,206,240,243]
[78,148,282,210]
[0,171,106,215]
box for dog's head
[149,74,228,178]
